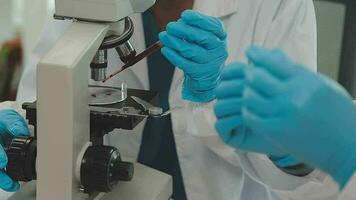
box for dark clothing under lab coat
[137,9,187,200]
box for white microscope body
[8,0,172,200]
[55,0,156,22]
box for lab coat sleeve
[184,0,340,199]
[16,18,71,103]
[339,174,356,200]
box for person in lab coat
[214,46,356,200]
[10,0,339,199]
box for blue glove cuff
[182,75,219,103]
[182,85,216,103]
[270,155,301,168]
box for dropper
[102,41,163,83]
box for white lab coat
[12,0,340,199]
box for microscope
[5,0,172,200]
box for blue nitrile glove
[0,109,30,192]
[159,10,228,103]
[214,63,300,167]
[241,46,356,188]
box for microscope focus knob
[5,137,37,182]
[80,146,134,193]
[113,161,134,181]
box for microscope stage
[22,88,159,131]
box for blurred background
[0,0,355,100]
[0,0,54,101]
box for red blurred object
[0,37,23,101]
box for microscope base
[6,163,172,200]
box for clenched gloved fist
[214,62,299,167]
[239,47,356,187]
[159,10,228,103]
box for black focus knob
[113,161,134,181]
[80,146,134,193]
[5,137,37,182]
